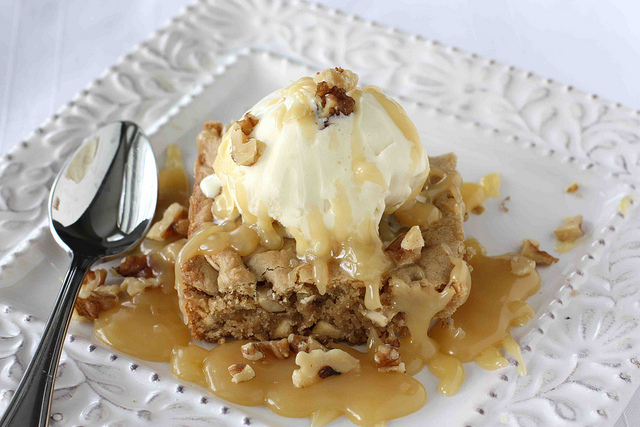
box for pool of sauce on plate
[91,146,541,426]
[171,342,426,427]
[93,251,190,362]
[429,238,540,380]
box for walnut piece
[520,239,558,265]
[273,319,293,338]
[292,349,360,388]
[479,172,501,198]
[237,113,259,136]
[509,254,537,276]
[120,277,161,296]
[315,81,356,119]
[75,269,120,320]
[240,342,265,361]
[401,226,425,251]
[228,363,255,383]
[240,338,291,361]
[365,310,392,327]
[267,338,292,359]
[311,321,342,339]
[115,255,154,278]
[566,182,579,193]
[313,68,358,92]
[554,215,585,242]
[385,228,424,265]
[229,117,262,166]
[374,344,406,373]
[288,334,326,353]
[147,203,189,241]
[241,335,327,362]
[256,286,285,313]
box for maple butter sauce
[89,103,542,424]
[172,342,426,426]
[429,238,540,377]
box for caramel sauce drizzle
[156,144,190,218]
[90,139,542,426]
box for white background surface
[0,1,639,425]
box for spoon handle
[0,254,95,427]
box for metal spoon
[0,121,158,427]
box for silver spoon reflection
[0,121,158,426]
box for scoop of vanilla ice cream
[212,69,428,262]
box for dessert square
[177,122,469,344]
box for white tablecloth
[1,1,639,425]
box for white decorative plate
[1,1,639,426]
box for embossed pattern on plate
[0,1,638,426]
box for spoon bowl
[0,121,158,427]
[50,121,158,257]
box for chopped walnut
[228,363,255,383]
[315,81,356,119]
[120,277,161,296]
[237,113,259,136]
[263,338,291,359]
[256,286,285,313]
[230,123,261,166]
[313,68,358,92]
[520,239,558,265]
[240,342,265,361]
[365,310,392,327]
[288,334,326,353]
[78,269,108,299]
[385,228,424,265]
[311,321,342,339]
[273,319,294,338]
[75,269,120,320]
[374,344,406,373]
[479,172,501,198]
[292,349,360,388]
[115,255,154,278]
[554,215,585,242]
[401,226,425,251]
[501,196,510,213]
[565,182,579,193]
[509,254,537,276]
[147,203,189,241]
[240,338,291,361]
